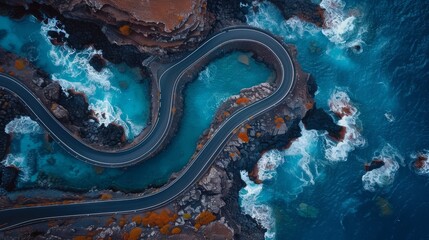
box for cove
[4,39,272,191]
[0,16,150,139]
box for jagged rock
[198,167,225,194]
[51,103,69,121]
[269,0,326,28]
[302,105,343,140]
[89,54,106,72]
[32,77,46,87]
[44,82,61,101]
[0,165,19,191]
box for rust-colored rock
[6,0,214,54]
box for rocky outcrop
[302,105,344,140]
[2,0,214,55]
[269,0,326,28]
[0,165,19,191]
[51,103,70,122]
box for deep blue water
[240,0,429,239]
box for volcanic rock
[44,82,61,101]
[51,103,69,121]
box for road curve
[0,26,295,231]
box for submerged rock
[297,203,319,219]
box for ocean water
[241,0,429,239]
[0,15,272,190]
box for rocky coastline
[0,0,343,239]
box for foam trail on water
[239,171,275,240]
[283,123,321,187]
[324,89,365,161]
[362,144,404,192]
[5,116,42,135]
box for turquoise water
[0,15,272,191]
[0,16,150,139]
[240,0,429,239]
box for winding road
[0,26,295,231]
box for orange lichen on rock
[14,59,26,70]
[72,236,90,240]
[141,209,178,228]
[171,227,182,234]
[160,224,171,235]
[305,101,314,110]
[119,25,131,36]
[274,116,285,128]
[236,97,250,105]
[195,211,216,227]
[118,216,127,228]
[106,217,115,226]
[128,227,142,240]
[132,215,143,225]
[238,131,249,143]
[100,193,112,200]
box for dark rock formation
[57,90,89,125]
[302,105,344,140]
[0,91,26,160]
[43,82,61,102]
[364,159,385,172]
[269,0,326,27]
[89,54,106,72]
[0,165,19,191]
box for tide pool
[242,0,429,239]
[1,20,272,190]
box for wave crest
[362,144,404,192]
[324,89,365,161]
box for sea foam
[362,144,404,192]
[324,89,365,162]
[239,171,276,240]
[5,116,42,135]
[40,18,142,138]
[411,150,429,176]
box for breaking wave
[320,0,367,47]
[324,89,365,161]
[239,171,275,240]
[4,116,42,135]
[40,18,144,138]
[257,150,284,181]
[362,144,404,192]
